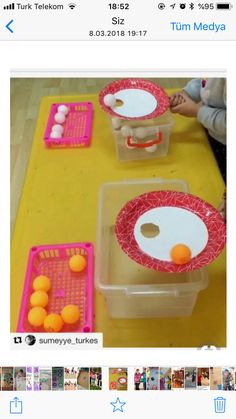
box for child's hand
[171,92,202,117]
[169,92,186,108]
[218,190,226,222]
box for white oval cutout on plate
[134,206,209,261]
[113,88,157,118]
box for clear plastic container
[110,111,174,161]
[95,179,208,318]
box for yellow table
[11,91,226,347]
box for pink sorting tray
[44,102,93,148]
[17,243,94,333]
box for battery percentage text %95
[198,3,214,9]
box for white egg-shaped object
[54,112,66,124]
[104,94,116,107]
[121,125,132,137]
[57,105,69,114]
[52,124,64,134]
[135,127,148,139]
[145,143,158,153]
[112,117,122,130]
[50,131,62,139]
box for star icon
[110,397,126,412]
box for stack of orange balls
[27,254,87,332]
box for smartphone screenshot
[1,0,235,417]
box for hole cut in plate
[115,190,226,273]
[115,99,124,107]
[140,223,160,238]
[99,78,170,120]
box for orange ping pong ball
[69,255,87,272]
[33,275,51,292]
[30,290,49,308]
[28,307,47,327]
[44,313,64,332]
[61,305,80,324]
[170,244,192,265]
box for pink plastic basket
[44,102,93,148]
[17,243,94,333]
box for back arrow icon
[6,19,14,33]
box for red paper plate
[99,78,170,120]
[115,191,226,273]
